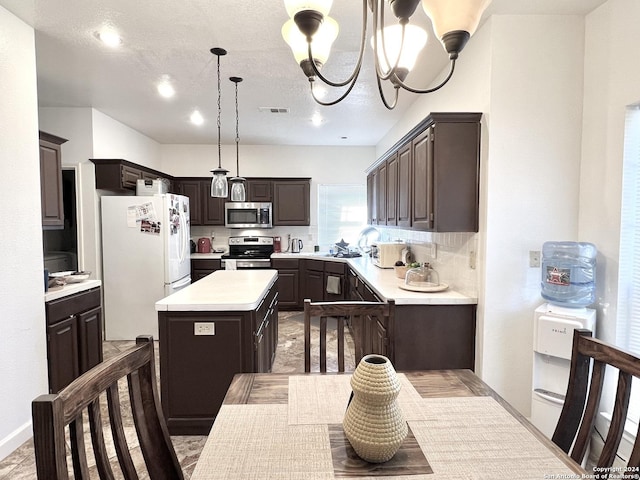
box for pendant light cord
[235,80,240,176]
[217,53,222,169]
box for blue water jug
[541,241,597,307]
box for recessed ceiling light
[157,77,175,98]
[95,26,122,48]
[313,85,327,100]
[311,113,323,127]
[190,110,204,126]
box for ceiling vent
[258,107,290,114]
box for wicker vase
[343,354,408,463]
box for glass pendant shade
[422,0,491,40]
[229,178,246,202]
[372,24,428,73]
[284,0,333,18]
[211,169,228,198]
[282,16,339,65]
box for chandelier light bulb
[373,24,428,73]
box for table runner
[191,374,581,479]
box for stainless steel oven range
[221,236,274,269]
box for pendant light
[210,47,229,198]
[229,76,246,202]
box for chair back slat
[304,299,395,373]
[553,329,640,474]
[32,336,183,480]
[106,383,139,480]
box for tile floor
[0,311,355,479]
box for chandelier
[210,47,229,198]
[282,0,491,109]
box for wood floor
[0,311,355,479]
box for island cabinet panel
[159,313,248,435]
[158,280,278,435]
[392,304,476,371]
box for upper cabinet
[39,131,68,229]
[273,179,311,226]
[367,112,481,233]
[90,159,175,193]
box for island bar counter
[155,269,279,434]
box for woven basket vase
[343,354,408,463]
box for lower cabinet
[302,259,346,302]
[45,287,103,393]
[158,281,278,435]
[347,267,475,370]
[272,258,300,310]
[191,258,222,282]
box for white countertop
[272,252,477,305]
[155,269,278,312]
[44,279,102,302]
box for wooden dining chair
[32,335,183,480]
[304,298,394,372]
[552,328,640,472]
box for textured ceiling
[0,0,606,146]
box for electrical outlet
[469,250,476,270]
[529,250,541,268]
[194,322,215,336]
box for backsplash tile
[378,228,478,296]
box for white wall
[581,0,640,345]
[376,15,585,415]
[161,143,375,234]
[0,6,47,459]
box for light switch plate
[194,322,215,336]
[529,250,541,268]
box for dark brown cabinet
[247,179,272,201]
[39,131,68,229]
[346,266,475,370]
[158,280,278,434]
[368,112,481,232]
[324,262,346,302]
[303,259,325,302]
[191,258,222,282]
[177,178,225,226]
[272,258,300,310]
[46,287,103,393]
[273,179,310,226]
[91,159,173,193]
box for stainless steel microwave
[224,202,272,229]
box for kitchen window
[615,104,640,423]
[317,184,366,251]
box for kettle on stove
[290,238,303,253]
[197,237,212,253]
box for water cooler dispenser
[531,304,595,437]
[531,241,597,438]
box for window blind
[317,184,366,251]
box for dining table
[190,369,588,479]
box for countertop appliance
[290,237,303,253]
[224,202,272,229]
[197,237,212,253]
[101,194,191,340]
[221,236,274,269]
[371,242,406,268]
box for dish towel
[225,259,237,270]
[326,275,341,295]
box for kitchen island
[155,269,278,434]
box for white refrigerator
[101,194,191,340]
